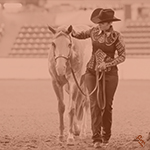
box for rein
[70,67,86,96]
[70,60,106,111]
[96,69,106,111]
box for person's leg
[102,74,118,142]
[85,72,102,144]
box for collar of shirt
[98,25,114,35]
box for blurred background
[0,0,150,80]
[0,2,150,149]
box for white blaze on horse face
[55,35,71,76]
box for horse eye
[68,43,72,48]
[51,42,56,48]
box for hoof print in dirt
[73,130,80,136]
[67,138,75,146]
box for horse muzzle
[56,64,67,76]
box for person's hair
[99,21,112,24]
[106,21,112,24]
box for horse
[48,25,92,145]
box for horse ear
[48,25,56,34]
[67,25,73,34]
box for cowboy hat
[90,8,121,24]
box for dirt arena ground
[0,79,150,150]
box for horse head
[48,25,73,76]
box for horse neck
[69,38,84,69]
[72,37,84,56]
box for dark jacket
[71,26,126,74]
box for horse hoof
[58,135,64,141]
[73,125,80,136]
[67,138,74,146]
[73,129,80,136]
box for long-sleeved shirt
[71,25,126,72]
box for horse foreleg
[67,107,75,145]
[52,80,65,140]
[80,90,90,139]
[67,83,76,145]
[80,104,88,138]
[73,115,80,136]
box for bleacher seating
[9,20,150,57]
[121,20,150,56]
[9,24,53,57]
[0,23,5,41]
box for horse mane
[55,31,69,39]
[56,25,69,33]
[56,24,91,34]
[52,25,70,40]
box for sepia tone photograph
[0,0,150,149]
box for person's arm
[71,27,92,39]
[106,33,126,67]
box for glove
[97,62,106,71]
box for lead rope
[96,69,106,131]
[96,70,106,111]
[101,70,106,120]
[70,60,106,122]
[70,59,106,106]
[69,58,103,97]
